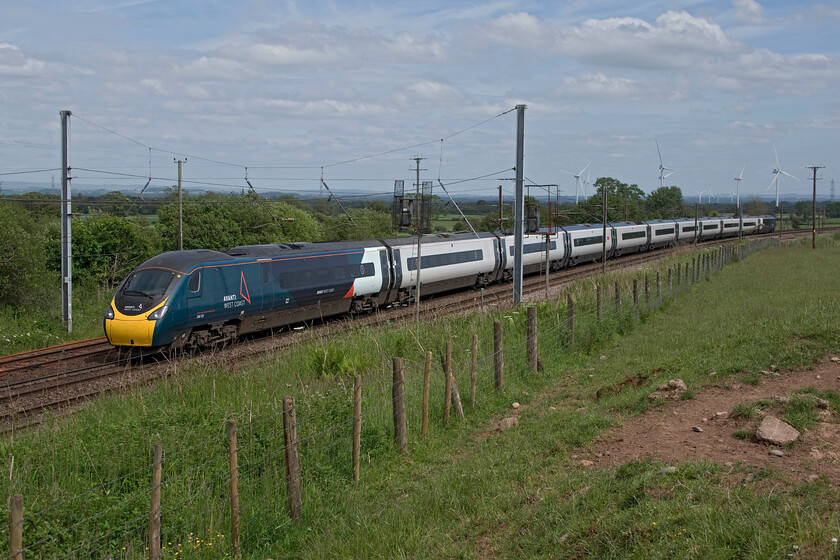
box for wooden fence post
[596,284,602,323]
[392,358,408,453]
[632,279,639,319]
[527,307,538,371]
[614,281,621,312]
[443,343,452,427]
[656,271,661,303]
[644,275,650,306]
[227,419,241,560]
[353,374,362,483]
[9,493,22,560]
[149,442,162,560]
[676,264,681,288]
[566,294,575,348]
[470,334,477,408]
[493,321,504,392]
[421,351,431,439]
[283,396,302,522]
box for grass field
[2,237,840,558]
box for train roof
[380,232,496,246]
[138,249,234,272]
[609,221,646,227]
[561,224,605,232]
[225,240,383,257]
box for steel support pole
[60,110,72,332]
[512,105,526,304]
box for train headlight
[105,303,115,320]
[148,304,169,321]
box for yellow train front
[103,250,225,350]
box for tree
[46,215,158,287]
[578,177,645,222]
[794,201,811,220]
[0,203,51,306]
[743,198,770,217]
[645,186,684,219]
[156,192,324,251]
[320,208,393,240]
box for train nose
[104,299,158,347]
[105,315,155,347]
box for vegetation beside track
[2,238,840,558]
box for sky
[1,0,838,204]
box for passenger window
[188,272,201,293]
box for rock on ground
[756,416,800,446]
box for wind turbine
[733,167,743,215]
[767,145,798,207]
[655,138,674,189]
[561,161,591,205]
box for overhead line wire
[0,168,61,177]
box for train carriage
[698,217,723,241]
[674,218,698,244]
[720,217,741,238]
[381,233,500,304]
[645,219,678,250]
[500,231,566,279]
[563,224,612,265]
[611,221,649,256]
[105,241,391,350]
[740,217,759,235]
[759,215,777,233]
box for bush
[45,215,159,287]
[0,203,51,306]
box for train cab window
[188,272,201,293]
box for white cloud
[394,80,462,105]
[177,56,258,81]
[475,10,743,71]
[562,11,742,69]
[221,43,348,66]
[481,12,550,49]
[724,49,838,89]
[259,98,394,118]
[812,4,840,21]
[0,43,46,77]
[732,0,771,25]
[203,23,447,76]
[555,73,639,100]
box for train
[104,215,776,351]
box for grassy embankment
[0,283,111,354]
[2,235,840,559]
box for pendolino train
[104,215,775,351]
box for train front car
[105,250,222,349]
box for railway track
[0,229,826,429]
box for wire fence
[0,239,778,559]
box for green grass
[3,239,840,558]
[0,281,112,353]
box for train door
[186,267,226,322]
[259,260,274,312]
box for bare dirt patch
[582,357,840,485]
